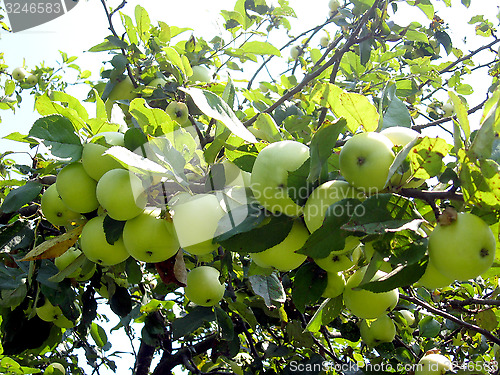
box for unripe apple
[339,132,395,194]
[417,261,453,290]
[184,266,225,307]
[250,140,310,216]
[41,184,82,227]
[55,247,83,278]
[329,0,340,12]
[415,353,453,375]
[428,212,496,281]
[12,67,27,81]
[36,299,62,322]
[189,65,211,82]
[82,132,125,181]
[123,212,179,263]
[105,76,137,119]
[315,253,354,273]
[359,314,396,347]
[171,193,226,255]
[166,101,189,125]
[442,102,454,117]
[25,74,38,88]
[96,169,147,221]
[398,309,416,326]
[56,163,99,213]
[44,363,66,375]
[343,267,399,319]
[250,220,309,271]
[290,46,301,60]
[80,216,130,266]
[320,36,329,48]
[322,272,345,298]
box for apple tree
[0,0,499,374]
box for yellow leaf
[20,225,84,261]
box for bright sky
[0,0,499,374]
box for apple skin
[315,253,354,273]
[171,193,226,255]
[36,299,62,322]
[80,216,130,266]
[329,0,340,12]
[189,65,211,82]
[251,140,310,216]
[123,212,179,263]
[415,353,453,375]
[81,143,125,181]
[56,163,99,213]
[322,272,345,298]
[105,76,137,119]
[339,132,395,194]
[12,67,27,81]
[343,267,399,319]
[417,261,453,290]
[290,46,300,59]
[43,363,66,375]
[398,309,416,326]
[96,169,147,221]
[320,36,329,48]
[442,102,454,117]
[41,184,82,227]
[25,74,38,88]
[250,220,309,271]
[428,212,496,281]
[55,247,95,280]
[184,266,225,307]
[360,314,396,346]
[166,101,189,125]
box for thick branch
[133,340,156,375]
[449,298,500,307]
[398,188,464,202]
[151,334,218,375]
[400,294,500,346]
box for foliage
[0,0,499,374]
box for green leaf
[218,215,293,253]
[110,286,132,317]
[214,204,265,242]
[50,91,89,121]
[135,5,151,42]
[382,85,412,129]
[122,14,138,45]
[171,306,215,340]
[35,94,88,131]
[3,132,38,146]
[163,47,187,77]
[343,194,423,235]
[292,263,328,313]
[28,115,83,161]
[308,118,346,182]
[225,143,267,173]
[180,87,257,143]
[448,92,470,140]
[4,80,15,96]
[435,30,452,55]
[129,98,175,136]
[475,309,498,331]
[90,322,108,347]
[215,306,234,341]
[408,137,449,179]
[0,182,42,214]
[336,91,379,133]
[241,41,281,56]
[103,215,126,245]
[254,113,282,142]
[305,296,343,332]
[298,199,362,258]
[418,315,441,337]
[470,89,500,160]
[88,39,121,52]
[287,157,315,207]
[248,273,286,308]
[359,258,427,293]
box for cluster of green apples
[11,66,38,88]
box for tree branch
[133,340,156,375]
[398,188,464,202]
[399,294,500,346]
[448,298,500,307]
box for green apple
[322,272,345,298]
[339,132,395,194]
[81,143,124,181]
[417,261,453,290]
[428,212,496,281]
[105,76,137,119]
[96,169,147,221]
[123,212,179,263]
[36,299,61,322]
[359,314,396,347]
[189,65,211,82]
[343,267,399,319]
[304,180,362,232]
[250,140,310,216]
[55,247,96,281]
[166,101,189,125]
[329,0,340,12]
[25,74,38,88]
[41,184,82,227]
[148,77,167,87]
[171,193,226,255]
[250,220,309,271]
[56,163,99,213]
[442,102,454,117]
[80,216,130,266]
[315,252,354,273]
[12,67,27,81]
[43,363,65,375]
[415,353,453,375]
[290,46,300,59]
[320,36,329,48]
[398,309,416,326]
[184,266,225,307]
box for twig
[449,298,500,307]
